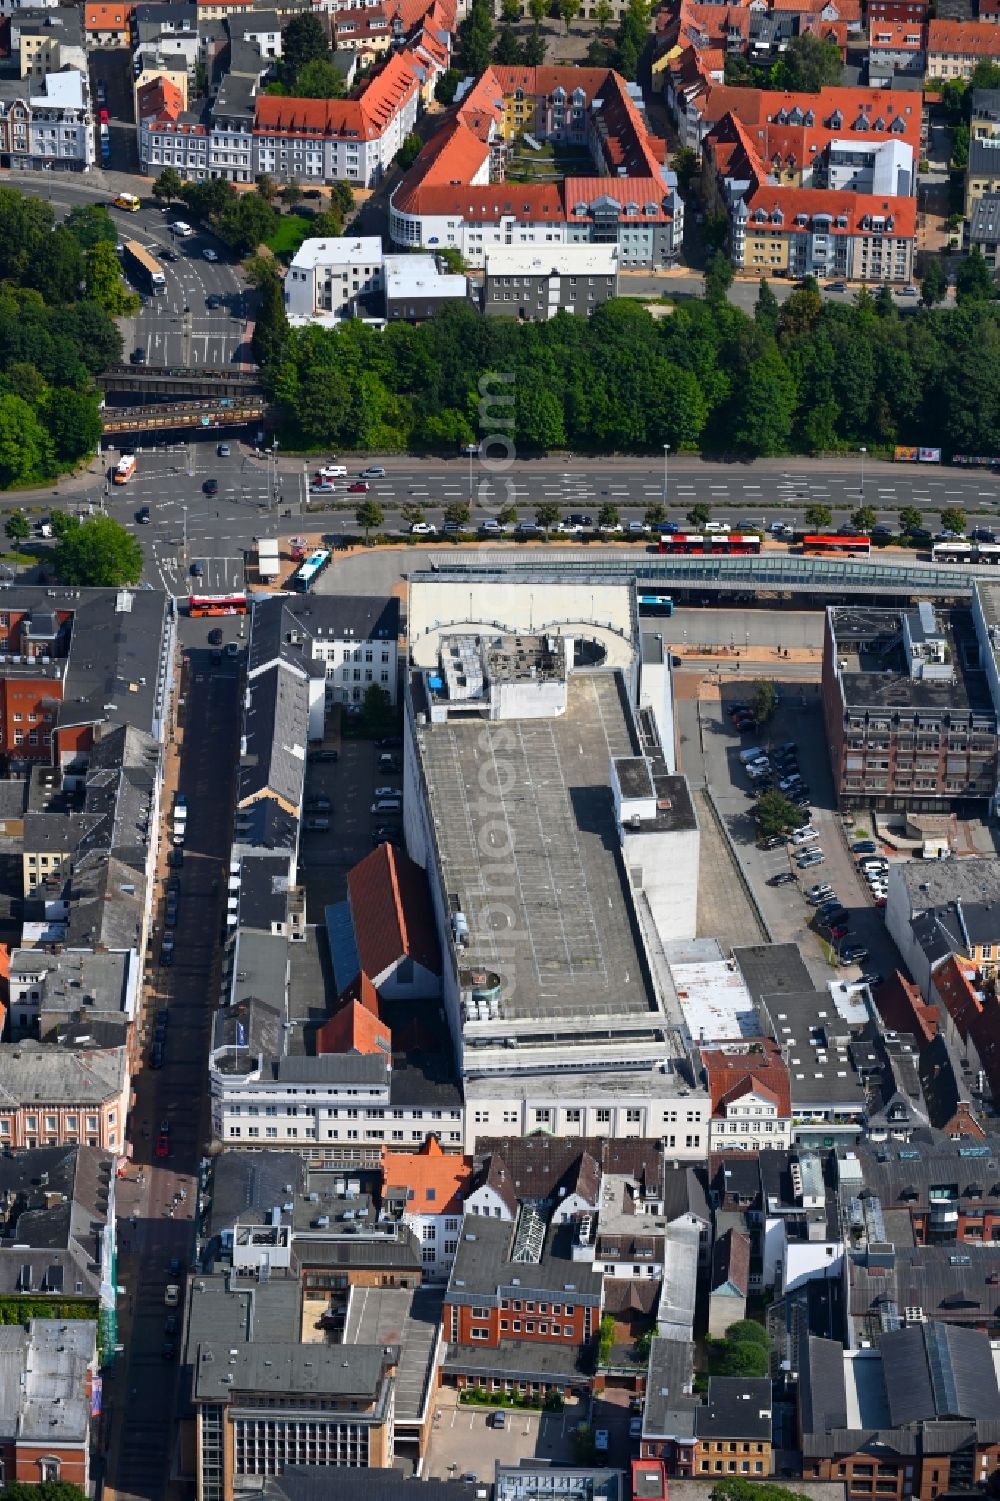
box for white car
[203,247,218,262]
[791,827,817,845]
[170,220,193,237]
[410,522,437,535]
[318,465,347,479]
[373,786,398,798]
[626,520,649,534]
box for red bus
[802,534,871,557]
[188,593,248,617]
[658,533,762,556]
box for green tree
[295,57,346,98]
[598,502,620,530]
[687,501,711,528]
[362,681,391,728]
[45,389,102,463]
[595,0,612,27]
[54,515,143,586]
[777,31,842,90]
[704,250,733,305]
[214,192,278,255]
[899,506,922,534]
[731,347,797,455]
[255,173,278,203]
[534,501,560,530]
[282,13,332,82]
[437,246,466,274]
[941,506,967,534]
[494,24,523,62]
[644,503,665,526]
[921,258,947,307]
[751,678,777,725]
[725,1320,770,1347]
[331,182,355,219]
[498,503,519,527]
[805,503,832,530]
[951,123,970,172]
[754,277,780,333]
[32,226,84,305]
[501,0,521,20]
[956,249,996,304]
[435,68,462,104]
[558,0,579,30]
[152,166,184,204]
[851,505,877,533]
[356,500,384,542]
[1,1482,90,1501]
[708,1334,769,1378]
[444,502,471,528]
[671,144,699,197]
[940,77,968,118]
[64,203,118,250]
[85,241,139,315]
[458,0,495,74]
[523,25,546,62]
[396,132,423,170]
[252,266,289,370]
[711,1480,811,1501]
[528,0,547,22]
[282,178,303,208]
[972,59,1000,91]
[0,395,53,486]
[401,503,426,526]
[4,511,29,547]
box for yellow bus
[113,192,141,212]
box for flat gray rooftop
[416,672,655,1022]
[343,1284,442,1423]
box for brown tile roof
[315,997,392,1056]
[876,969,940,1046]
[471,1137,603,1213]
[603,1277,661,1315]
[711,1227,751,1296]
[702,1038,792,1117]
[347,842,442,981]
[928,16,1000,51]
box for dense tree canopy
[0,187,121,488]
[54,516,144,587]
[261,291,1000,458]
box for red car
[99,107,109,124]
[155,1133,170,1159]
[348,481,369,493]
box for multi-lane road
[15,176,247,369]
[33,443,997,595]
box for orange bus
[188,593,248,617]
[113,453,136,484]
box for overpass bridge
[417,549,988,604]
[97,365,263,399]
[101,400,265,435]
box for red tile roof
[315,996,392,1056]
[85,1,133,30]
[381,1135,472,1214]
[876,969,940,1046]
[136,75,184,123]
[928,16,1000,53]
[870,19,926,47]
[702,1039,791,1117]
[254,49,420,140]
[347,842,442,981]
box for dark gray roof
[441,1340,594,1383]
[800,1332,848,1435]
[970,192,1000,243]
[850,1244,1000,1340]
[734,942,813,1005]
[643,1336,697,1439]
[248,593,399,677]
[45,587,171,739]
[232,798,299,853]
[845,1135,1000,1213]
[972,89,1000,118]
[695,1377,772,1440]
[389,1051,463,1109]
[447,1214,602,1305]
[206,1150,303,1237]
[881,1321,1000,1424]
[265,1470,473,1501]
[239,661,308,810]
[969,137,1000,176]
[236,853,292,931]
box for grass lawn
[266,214,313,257]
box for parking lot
[424,1394,589,1481]
[297,719,403,914]
[701,681,901,983]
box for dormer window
[874,116,886,131]
[789,106,803,124]
[754,206,768,222]
[828,109,843,129]
[854,113,870,130]
[771,207,783,224]
[804,109,815,126]
[891,115,906,132]
[795,211,808,226]
[836,214,848,229]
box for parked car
[852,839,877,854]
[798,850,825,868]
[594,1431,610,1454]
[841,944,869,963]
[360,466,386,479]
[768,872,796,886]
[860,972,885,988]
[491,1412,507,1430]
[155,1133,170,1159]
[306,796,332,812]
[410,522,437,535]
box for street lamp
[181,504,187,559]
[859,445,867,500]
[662,443,670,504]
[271,438,280,508]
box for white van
[170,220,194,237]
[705,520,731,532]
[371,798,401,815]
[739,748,764,765]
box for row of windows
[229,1124,462,1142]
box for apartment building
[704,112,916,281]
[821,604,998,813]
[927,18,1000,78]
[0,1320,99,1491]
[0,70,94,171]
[253,49,421,186]
[250,592,400,709]
[380,1136,472,1279]
[694,1378,773,1478]
[441,1211,603,1396]
[701,1039,793,1153]
[84,1,133,43]
[482,243,619,319]
[965,135,1000,218]
[283,237,467,325]
[390,65,684,269]
[0,1043,128,1151]
[10,7,87,78]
